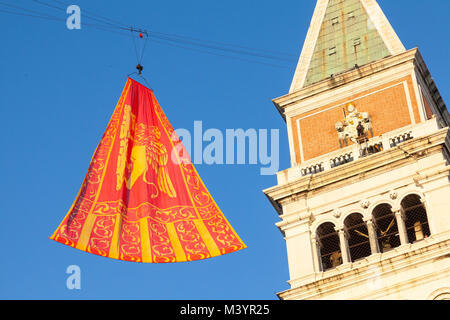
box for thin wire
[0,1,62,20]
[83,22,135,39]
[151,38,290,69]
[50,0,128,28]
[147,33,295,62]
[0,7,63,22]
[138,75,152,90]
[146,29,297,58]
[0,2,293,68]
[0,8,135,40]
[127,72,153,91]
[31,0,130,30]
[139,34,149,64]
[131,28,140,62]
[43,0,296,61]
[0,1,136,39]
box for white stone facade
[265,122,450,299]
[265,0,450,300]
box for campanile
[264,0,450,300]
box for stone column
[337,228,351,264]
[352,144,360,160]
[283,218,318,282]
[311,235,323,272]
[323,159,331,172]
[382,134,391,151]
[365,218,379,254]
[394,207,408,246]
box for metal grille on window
[402,195,431,243]
[373,204,401,252]
[317,223,342,271]
[344,213,371,262]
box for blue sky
[0,0,449,299]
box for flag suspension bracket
[136,63,143,75]
[127,27,152,89]
[129,27,149,76]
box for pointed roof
[290,0,405,92]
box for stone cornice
[274,49,419,120]
[413,50,449,123]
[263,128,449,215]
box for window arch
[401,194,430,243]
[432,292,450,300]
[372,204,401,252]
[344,213,372,261]
[428,288,450,300]
[316,222,342,271]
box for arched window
[344,213,372,261]
[429,288,450,300]
[372,204,401,252]
[401,195,430,243]
[316,222,342,271]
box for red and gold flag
[51,78,246,262]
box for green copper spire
[304,0,390,87]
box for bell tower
[264,0,450,300]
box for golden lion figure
[116,105,177,198]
